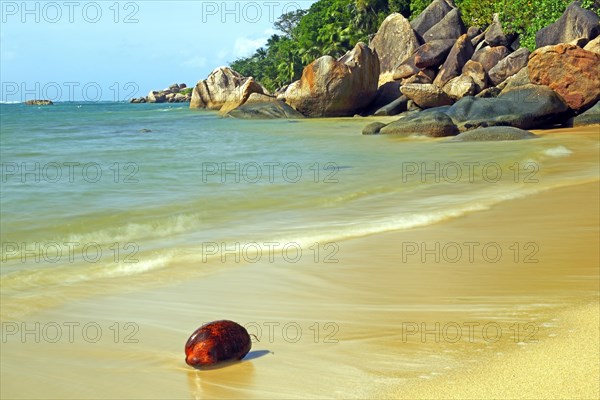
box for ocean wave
[60,213,202,246]
[190,178,600,264]
[1,251,175,291]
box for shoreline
[2,176,598,398]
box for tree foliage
[231,0,406,92]
[230,0,600,92]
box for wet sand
[2,177,598,399]
[394,301,599,399]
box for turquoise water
[1,102,599,317]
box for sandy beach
[2,141,598,398]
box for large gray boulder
[422,8,466,42]
[379,111,459,137]
[485,14,516,47]
[227,93,304,119]
[370,13,421,76]
[536,1,600,48]
[488,48,531,86]
[450,126,538,141]
[445,84,570,131]
[284,42,380,117]
[190,67,264,110]
[414,39,456,69]
[411,0,456,37]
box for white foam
[542,146,572,157]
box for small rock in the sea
[450,126,537,142]
[139,129,152,133]
[362,122,387,135]
[25,99,53,106]
[185,320,252,369]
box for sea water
[1,101,598,319]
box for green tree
[274,9,308,37]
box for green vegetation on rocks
[230,0,599,92]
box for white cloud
[233,36,270,58]
[207,28,281,64]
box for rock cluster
[180,0,599,127]
[130,83,190,103]
[25,100,53,105]
[362,0,600,138]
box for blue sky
[0,0,317,101]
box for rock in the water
[573,101,600,126]
[191,67,264,110]
[485,13,515,47]
[147,91,166,103]
[422,8,466,42]
[583,35,600,54]
[528,43,600,110]
[25,99,53,105]
[443,75,476,100]
[362,122,388,135]
[488,48,531,86]
[370,13,421,76]
[284,42,379,117]
[536,1,600,48]
[471,46,511,72]
[446,84,569,130]
[451,126,537,141]
[401,83,454,109]
[462,60,488,93]
[380,111,459,137]
[414,39,456,68]
[411,0,455,37]
[433,34,474,88]
[227,93,304,119]
[374,95,409,116]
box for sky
[0,0,318,102]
